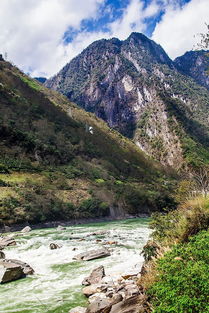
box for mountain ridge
[45,33,209,170]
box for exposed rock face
[174,50,209,90]
[45,33,209,169]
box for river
[0,218,151,313]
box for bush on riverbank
[148,230,209,313]
[139,196,209,313]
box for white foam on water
[0,218,151,313]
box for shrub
[151,196,209,244]
[149,230,209,313]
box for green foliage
[149,230,209,313]
[0,163,9,173]
[151,196,209,244]
[141,241,159,262]
[19,75,42,91]
[0,57,177,226]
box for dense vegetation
[0,59,176,226]
[140,196,209,313]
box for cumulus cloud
[107,0,160,39]
[0,0,103,77]
[0,0,207,77]
[152,0,209,59]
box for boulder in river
[109,295,145,313]
[74,248,110,261]
[49,243,61,250]
[57,225,66,230]
[21,226,31,233]
[0,262,25,283]
[0,251,5,259]
[0,236,16,249]
[86,293,123,313]
[69,307,87,313]
[86,297,111,313]
[83,284,102,297]
[82,266,105,286]
[3,259,34,275]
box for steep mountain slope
[0,58,175,226]
[45,33,209,169]
[174,50,209,90]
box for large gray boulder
[86,293,123,313]
[74,248,110,261]
[0,262,25,283]
[3,259,34,275]
[0,236,16,249]
[21,226,31,233]
[82,266,105,286]
[83,284,102,297]
[109,295,145,313]
[86,298,111,313]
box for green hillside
[0,59,175,226]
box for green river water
[0,218,151,313]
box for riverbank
[0,213,149,233]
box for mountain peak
[174,50,209,90]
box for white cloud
[107,0,160,39]
[1,0,207,77]
[152,0,209,59]
[0,0,103,77]
[0,0,162,77]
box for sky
[0,0,208,78]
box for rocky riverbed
[0,218,151,312]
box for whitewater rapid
[0,218,151,313]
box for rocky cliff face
[45,33,209,169]
[174,50,209,90]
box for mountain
[0,57,175,226]
[34,77,47,83]
[174,50,209,90]
[45,33,209,170]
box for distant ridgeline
[45,33,209,170]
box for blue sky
[0,0,208,77]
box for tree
[192,165,209,197]
[195,24,209,49]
